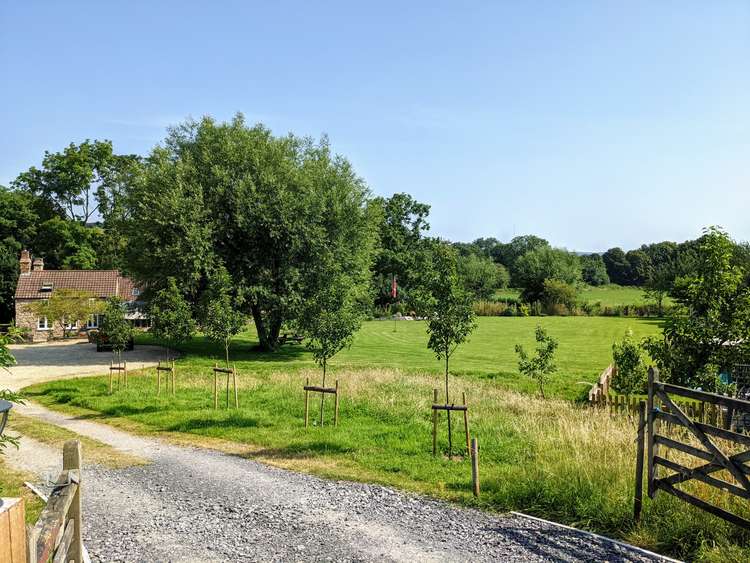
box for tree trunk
[225,339,230,368]
[250,303,271,351]
[319,358,327,426]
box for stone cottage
[14,250,146,342]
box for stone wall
[14,300,64,342]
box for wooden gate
[644,367,750,529]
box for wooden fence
[592,390,730,427]
[636,367,750,529]
[2,440,86,562]
[588,364,615,403]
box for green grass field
[135,316,662,400]
[495,284,670,308]
[22,317,750,561]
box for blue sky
[1,1,748,251]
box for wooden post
[0,497,26,563]
[462,392,470,453]
[109,362,113,395]
[634,400,646,521]
[226,369,230,408]
[334,380,339,427]
[304,377,310,428]
[470,437,480,497]
[213,363,218,409]
[432,388,438,456]
[157,362,161,396]
[25,524,38,563]
[647,367,657,498]
[124,361,127,388]
[62,440,83,563]
[171,361,175,396]
[233,364,238,408]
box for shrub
[611,330,647,394]
[516,325,559,399]
[473,300,509,316]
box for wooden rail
[303,378,339,427]
[213,363,238,409]
[27,440,84,562]
[157,360,176,396]
[588,364,615,403]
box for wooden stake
[634,400,646,522]
[124,361,127,388]
[226,369,230,408]
[432,388,438,455]
[647,367,657,498]
[108,362,113,395]
[304,377,310,428]
[233,364,239,408]
[471,437,480,497]
[157,362,161,396]
[62,440,83,562]
[213,363,218,409]
[171,361,175,396]
[462,392,470,453]
[334,380,339,427]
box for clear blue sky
[1,1,748,251]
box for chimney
[19,250,31,275]
[32,256,44,271]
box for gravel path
[5,339,164,391]
[8,405,673,562]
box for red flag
[391,276,397,299]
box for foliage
[499,235,550,283]
[642,227,750,389]
[148,278,196,360]
[0,328,25,454]
[541,279,578,314]
[198,267,246,366]
[513,246,581,303]
[457,253,509,300]
[611,330,647,394]
[371,193,430,308]
[625,249,652,285]
[297,272,364,385]
[123,115,376,351]
[580,253,610,286]
[603,247,630,286]
[410,242,476,402]
[515,325,558,398]
[28,289,102,337]
[98,297,134,363]
[12,140,141,224]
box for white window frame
[86,314,100,329]
[64,318,78,331]
[37,316,50,330]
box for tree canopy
[513,247,581,303]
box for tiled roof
[14,270,138,301]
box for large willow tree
[123,114,377,351]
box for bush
[611,330,647,394]
[542,279,578,313]
[473,300,509,316]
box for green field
[23,317,750,560]
[137,316,661,400]
[495,284,670,308]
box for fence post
[63,440,83,563]
[213,363,218,409]
[647,367,658,499]
[334,380,339,427]
[432,388,438,455]
[471,437,480,497]
[304,377,310,428]
[634,400,646,521]
[233,364,238,408]
[462,392,470,453]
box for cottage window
[64,318,78,330]
[132,288,141,297]
[37,316,49,330]
[86,314,100,329]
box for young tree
[28,289,101,338]
[98,297,134,365]
[199,267,246,367]
[611,330,647,394]
[297,273,364,425]
[148,278,196,361]
[515,326,558,399]
[457,253,509,300]
[411,242,476,454]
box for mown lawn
[495,284,671,308]
[138,316,662,401]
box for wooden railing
[588,365,615,403]
[27,440,84,563]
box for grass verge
[26,366,750,562]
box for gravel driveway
[4,339,164,391]
[4,343,675,562]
